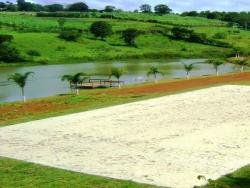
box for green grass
[1,12,247,65]
[201,165,250,188]
[0,157,157,188]
[0,156,249,188]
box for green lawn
[0,157,157,188]
[201,165,250,188]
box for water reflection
[0,59,242,102]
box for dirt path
[105,72,250,95]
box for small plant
[58,18,66,29]
[207,59,225,76]
[147,66,164,83]
[61,72,88,95]
[233,58,248,72]
[110,68,124,88]
[182,62,195,79]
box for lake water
[0,59,241,102]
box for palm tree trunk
[216,68,219,76]
[118,79,121,88]
[187,72,190,79]
[154,73,157,83]
[69,82,73,94]
[21,87,26,102]
[241,66,244,72]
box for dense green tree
[140,4,152,13]
[45,4,64,12]
[90,21,112,39]
[17,0,44,11]
[104,5,116,12]
[121,28,139,46]
[67,2,88,12]
[154,4,172,15]
[8,72,34,102]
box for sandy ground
[0,85,250,188]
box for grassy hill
[0,12,249,65]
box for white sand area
[0,85,250,188]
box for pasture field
[1,12,249,65]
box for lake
[0,59,241,102]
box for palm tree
[182,63,194,79]
[207,59,224,76]
[61,72,88,95]
[110,68,124,88]
[147,66,164,83]
[8,72,34,102]
[234,58,248,72]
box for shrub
[58,18,66,28]
[59,29,82,41]
[188,33,207,43]
[122,28,140,46]
[0,34,14,44]
[0,44,22,63]
[27,50,40,57]
[171,27,194,40]
[213,32,227,39]
[90,21,112,39]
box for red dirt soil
[1,72,250,123]
[0,97,71,122]
[105,72,250,95]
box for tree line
[0,0,172,15]
[181,11,250,30]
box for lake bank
[1,71,250,127]
[0,59,244,102]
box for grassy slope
[1,12,247,65]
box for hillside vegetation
[0,12,249,65]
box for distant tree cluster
[0,1,173,16]
[171,27,231,48]
[140,4,172,15]
[181,11,250,30]
[0,0,90,12]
